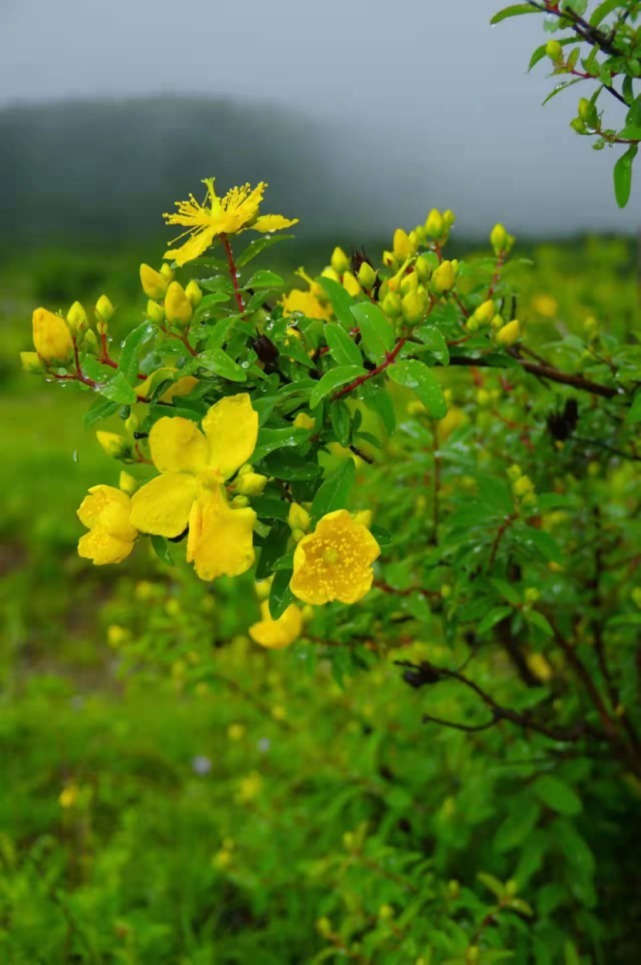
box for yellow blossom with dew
[163,178,298,267]
[249,601,303,649]
[32,308,74,362]
[77,485,137,565]
[290,509,380,605]
[130,394,258,581]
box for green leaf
[494,799,541,853]
[350,302,395,361]
[325,322,362,367]
[236,233,294,267]
[195,348,247,382]
[150,535,173,566]
[477,872,506,900]
[521,526,563,564]
[243,269,284,290]
[477,606,513,635]
[268,568,296,619]
[101,371,138,405]
[256,521,290,580]
[528,43,548,71]
[330,400,351,446]
[534,776,582,816]
[83,395,120,428]
[118,321,154,383]
[317,276,356,329]
[589,0,620,27]
[388,360,447,418]
[627,391,641,424]
[542,78,583,106]
[311,460,356,521]
[415,325,450,365]
[490,4,539,24]
[526,610,554,638]
[193,292,231,321]
[253,427,309,462]
[309,366,366,409]
[614,145,638,208]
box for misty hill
[0,96,380,247]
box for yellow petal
[290,510,380,605]
[78,526,134,565]
[252,214,299,233]
[186,487,256,581]
[130,472,197,537]
[164,227,217,267]
[249,601,303,649]
[201,394,258,479]
[77,485,130,528]
[149,417,208,474]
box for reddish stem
[221,232,245,314]
[332,337,407,402]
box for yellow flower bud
[382,292,402,317]
[288,502,311,532]
[342,271,361,297]
[293,412,315,431]
[119,471,137,494]
[431,260,457,294]
[524,587,540,604]
[357,262,377,290]
[491,313,503,330]
[235,472,268,496]
[66,301,89,334]
[96,431,131,459]
[139,263,169,300]
[490,223,508,256]
[401,288,429,325]
[393,228,415,260]
[415,255,433,281]
[32,307,74,362]
[160,263,174,281]
[474,299,495,326]
[443,209,456,228]
[185,279,203,308]
[20,351,45,374]
[330,246,350,275]
[496,319,521,346]
[507,464,522,482]
[546,40,563,62]
[400,272,419,296]
[353,509,373,528]
[164,281,193,328]
[95,295,114,322]
[425,208,444,238]
[146,299,165,324]
[513,474,534,497]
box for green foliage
[494,0,641,205]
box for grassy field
[2,238,641,964]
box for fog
[0,0,637,236]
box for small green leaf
[101,371,138,405]
[477,872,507,900]
[195,348,247,382]
[119,321,154,384]
[490,4,539,24]
[589,0,620,27]
[325,322,362,367]
[627,391,641,424]
[309,366,366,409]
[268,568,296,619]
[350,303,395,361]
[478,606,513,635]
[150,535,173,566]
[542,78,583,106]
[330,400,351,446]
[243,269,284,290]
[253,427,309,462]
[311,460,356,521]
[534,776,582,816]
[614,145,638,207]
[526,610,554,637]
[83,395,120,428]
[256,521,290,580]
[317,276,356,329]
[236,233,293,267]
[388,360,447,418]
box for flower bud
[330,246,350,275]
[20,351,45,374]
[513,474,534,497]
[160,263,174,281]
[401,288,429,325]
[382,292,402,317]
[66,301,88,334]
[288,502,311,532]
[185,279,203,308]
[443,209,456,228]
[32,307,74,362]
[95,295,115,323]
[164,281,193,328]
[140,263,169,300]
[119,471,137,494]
[321,266,340,282]
[400,271,419,296]
[96,430,131,459]
[546,40,563,62]
[293,412,315,430]
[490,223,508,256]
[474,299,495,327]
[577,97,591,122]
[496,319,521,346]
[146,299,165,324]
[425,208,444,238]
[491,314,503,330]
[392,228,415,260]
[124,413,139,435]
[415,255,433,281]
[431,260,457,294]
[231,495,250,508]
[235,472,268,496]
[357,262,377,290]
[82,329,99,354]
[342,271,361,297]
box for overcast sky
[0,0,637,234]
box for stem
[332,338,407,402]
[220,232,245,314]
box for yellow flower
[249,601,303,649]
[163,178,298,267]
[130,394,258,581]
[140,263,169,300]
[282,273,333,321]
[290,509,380,605]
[77,485,137,565]
[32,308,74,362]
[135,368,199,403]
[164,281,193,327]
[496,319,521,346]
